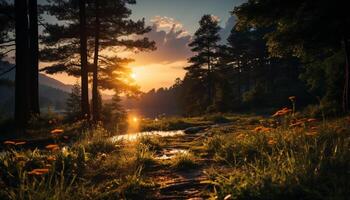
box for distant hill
[0,62,70,116]
[0,62,73,93]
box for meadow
[1,106,349,199]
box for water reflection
[111,130,185,142]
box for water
[111,130,185,142]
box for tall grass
[0,146,87,200]
[204,118,350,199]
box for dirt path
[145,133,213,200]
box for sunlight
[127,113,141,133]
[130,73,137,79]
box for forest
[0,0,349,199]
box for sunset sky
[46,0,245,92]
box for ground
[0,114,349,200]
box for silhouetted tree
[28,0,40,114]
[234,0,350,112]
[15,0,30,128]
[89,0,155,122]
[184,14,221,113]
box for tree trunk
[343,36,350,112]
[14,0,30,129]
[92,0,100,122]
[28,0,40,115]
[79,0,90,119]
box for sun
[131,73,137,79]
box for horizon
[41,0,245,92]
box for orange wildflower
[236,133,245,140]
[50,129,64,135]
[305,131,318,136]
[3,141,16,145]
[307,118,317,123]
[310,127,318,131]
[15,141,26,146]
[253,126,264,132]
[45,144,59,151]
[268,139,277,145]
[272,108,292,117]
[28,168,49,176]
[47,156,56,162]
[290,121,304,127]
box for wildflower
[50,129,64,135]
[290,121,304,127]
[289,96,296,101]
[15,141,26,146]
[307,118,317,123]
[47,156,56,162]
[253,126,264,132]
[3,141,16,145]
[305,131,318,136]
[272,108,292,117]
[236,133,245,139]
[45,144,59,151]
[224,194,232,200]
[262,127,272,133]
[268,139,277,145]
[310,127,318,131]
[28,168,49,176]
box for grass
[1,112,349,199]
[203,117,350,200]
[170,151,197,170]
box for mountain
[0,61,70,116]
[0,61,73,93]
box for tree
[184,14,221,112]
[234,0,350,111]
[28,0,39,114]
[15,0,30,128]
[41,0,155,122]
[66,82,81,119]
[89,0,155,122]
[40,0,90,119]
[79,0,90,119]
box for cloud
[132,16,193,66]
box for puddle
[111,130,185,142]
[155,148,189,160]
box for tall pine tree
[184,15,220,113]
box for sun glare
[131,73,137,79]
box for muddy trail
[146,133,213,199]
